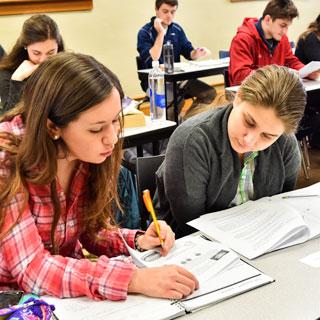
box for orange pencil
[142,189,164,246]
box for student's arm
[178,27,194,60]
[149,18,165,62]
[137,19,164,66]
[282,36,304,71]
[229,34,257,86]
[163,126,212,231]
[281,134,301,192]
[0,198,135,301]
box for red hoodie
[228,17,304,86]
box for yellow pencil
[142,189,164,246]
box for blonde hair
[237,64,306,133]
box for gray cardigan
[156,105,301,237]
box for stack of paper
[122,96,146,128]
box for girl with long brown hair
[0,14,64,114]
[0,52,198,301]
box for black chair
[218,51,230,88]
[136,56,149,93]
[223,69,230,88]
[136,155,165,229]
[296,116,312,179]
[0,45,5,58]
[218,50,230,59]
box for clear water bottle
[148,60,166,121]
[163,41,174,74]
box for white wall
[0,0,317,97]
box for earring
[53,135,60,140]
[24,47,27,50]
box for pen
[282,194,319,199]
[142,189,164,246]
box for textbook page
[299,61,320,78]
[43,294,184,320]
[188,199,309,259]
[271,183,320,239]
[127,234,239,284]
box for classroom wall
[0,0,316,97]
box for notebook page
[43,294,183,320]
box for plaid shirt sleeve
[0,196,137,301]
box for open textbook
[188,183,320,260]
[43,234,273,320]
[299,61,320,78]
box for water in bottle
[163,41,174,74]
[148,60,166,122]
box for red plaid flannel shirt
[0,115,138,301]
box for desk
[138,59,229,122]
[185,237,320,319]
[226,79,320,93]
[122,117,177,157]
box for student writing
[0,52,198,301]
[155,64,306,237]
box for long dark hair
[0,53,124,254]
[298,14,320,41]
[0,14,64,72]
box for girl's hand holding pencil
[139,189,176,256]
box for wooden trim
[0,0,92,15]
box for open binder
[44,235,273,320]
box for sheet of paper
[299,61,320,78]
[271,183,320,238]
[188,199,308,259]
[43,295,183,320]
[189,58,229,68]
[300,251,320,268]
[126,234,239,284]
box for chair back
[223,69,230,88]
[218,50,230,59]
[136,56,148,91]
[136,155,165,229]
[136,55,146,70]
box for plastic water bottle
[163,41,174,74]
[148,60,166,121]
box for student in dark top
[0,45,5,59]
[137,0,216,113]
[295,14,320,64]
[228,0,319,86]
[0,14,64,115]
[155,65,306,237]
[295,14,320,148]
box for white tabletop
[226,79,320,93]
[122,116,176,138]
[184,237,320,320]
[138,58,230,74]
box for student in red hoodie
[228,0,319,86]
